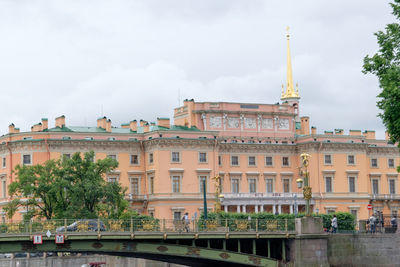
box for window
[231,155,239,166]
[2,180,6,198]
[199,152,207,163]
[62,136,71,140]
[173,211,182,221]
[348,176,356,193]
[63,154,71,159]
[324,155,332,164]
[130,178,139,195]
[347,155,355,165]
[23,136,32,140]
[249,178,257,193]
[231,178,239,193]
[130,155,139,165]
[108,177,117,183]
[282,157,289,167]
[23,154,31,165]
[171,152,180,163]
[388,158,395,168]
[107,154,117,161]
[371,158,378,168]
[283,178,290,193]
[218,156,222,166]
[248,156,256,166]
[149,177,154,194]
[85,137,93,140]
[266,178,274,193]
[2,157,5,168]
[372,179,379,194]
[265,156,273,166]
[199,176,207,193]
[149,153,153,164]
[108,137,115,141]
[389,179,396,195]
[172,176,180,193]
[325,176,332,193]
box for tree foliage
[363,0,400,167]
[7,151,129,220]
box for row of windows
[324,176,398,194]
[324,154,396,168]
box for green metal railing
[0,218,296,235]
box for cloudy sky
[0,0,394,138]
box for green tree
[363,0,400,172]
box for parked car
[56,220,106,232]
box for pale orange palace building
[0,32,399,222]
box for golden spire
[281,26,300,100]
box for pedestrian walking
[331,215,337,233]
[369,214,376,233]
[182,212,190,232]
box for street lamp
[298,153,312,216]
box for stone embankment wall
[0,255,187,267]
[328,234,400,267]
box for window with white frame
[265,156,273,166]
[1,180,6,198]
[171,152,180,163]
[282,157,289,167]
[149,153,153,164]
[248,156,256,166]
[348,176,356,193]
[324,154,332,165]
[325,176,333,193]
[173,211,182,221]
[130,155,139,165]
[372,178,379,194]
[231,155,239,166]
[23,154,31,165]
[347,155,355,165]
[388,158,395,168]
[231,178,240,193]
[149,176,154,194]
[371,158,378,168]
[283,178,290,193]
[108,176,118,183]
[218,155,222,166]
[199,175,207,193]
[199,152,207,163]
[130,177,139,195]
[172,175,181,193]
[63,154,71,159]
[249,178,257,193]
[2,157,5,168]
[107,154,117,161]
[389,179,396,195]
[266,178,274,193]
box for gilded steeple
[281,27,300,100]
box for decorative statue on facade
[213,176,222,212]
[298,153,312,216]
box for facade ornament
[239,114,245,131]
[201,113,207,130]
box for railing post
[282,239,286,261]
[252,239,256,254]
[267,239,270,258]
[64,219,67,233]
[223,239,226,250]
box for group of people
[368,212,397,233]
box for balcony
[370,194,400,201]
[220,192,311,206]
[125,194,147,201]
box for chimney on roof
[311,126,317,135]
[121,123,129,129]
[31,123,42,132]
[106,119,112,132]
[97,116,107,129]
[143,123,150,133]
[130,120,137,132]
[55,115,65,128]
[8,123,16,134]
[140,120,146,127]
[363,130,376,140]
[157,117,170,128]
[349,130,361,136]
[300,116,310,135]
[41,118,48,131]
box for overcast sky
[0,0,394,138]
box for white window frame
[265,177,275,193]
[324,176,333,193]
[171,151,181,163]
[107,175,119,183]
[171,175,182,193]
[389,178,396,195]
[2,157,5,168]
[281,156,290,167]
[371,177,380,194]
[248,177,257,193]
[107,154,118,161]
[198,175,208,193]
[198,152,207,163]
[388,158,395,168]
[231,178,240,193]
[231,155,239,166]
[148,176,154,194]
[248,155,257,167]
[129,176,141,196]
[22,154,32,166]
[348,175,357,193]
[265,156,273,167]
[1,177,6,198]
[149,153,154,164]
[282,177,291,193]
[130,154,139,165]
[324,154,332,165]
[347,155,355,165]
[370,158,378,168]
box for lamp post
[297,153,312,216]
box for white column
[255,205,259,213]
[242,205,246,213]
[260,205,264,212]
[278,205,282,214]
[290,205,293,214]
[237,205,240,213]
[224,205,228,212]
[272,205,276,214]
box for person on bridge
[331,215,337,233]
[369,214,377,233]
[183,212,190,232]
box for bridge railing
[0,218,296,235]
